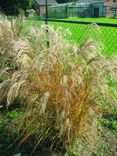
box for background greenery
[0,0,33,15]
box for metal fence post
[45,0,49,48]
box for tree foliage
[0,0,33,15]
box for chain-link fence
[30,18,117,56]
[2,7,116,55]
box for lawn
[64,17,117,24]
[26,18,117,56]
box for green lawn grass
[64,17,117,24]
[26,18,117,56]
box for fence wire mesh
[29,18,117,55]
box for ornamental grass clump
[0,16,117,155]
[0,14,33,70]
